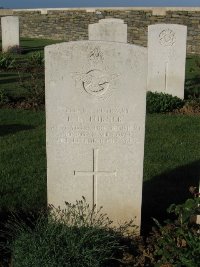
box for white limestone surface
[147,24,187,99]
[89,18,127,42]
[45,41,147,231]
[1,16,20,52]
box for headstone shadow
[141,160,200,235]
[21,46,44,54]
[0,124,35,136]
[0,74,18,78]
[0,77,19,85]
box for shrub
[0,52,16,70]
[146,91,184,113]
[150,187,200,267]
[5,198,137,267]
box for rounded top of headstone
[99,18,125,24]
[45,40,147,55]
[148,24,187,30]
[1,16,19,21]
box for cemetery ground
[0,39,200,266]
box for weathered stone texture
[89,18,127,42]
[1,16,20,52]
[45,40,147,230]
[0,8,200,54]
[148,24,187,98]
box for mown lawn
[185,54,200,79]
[0,109,199,228]
[0,109,46,212]
[144,114,200,181]
[0,37,59,55]
[0,38,60,98]
[0,37,200,100]
[142,114,200,231]
[185,54,200,98]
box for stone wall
[0,7,200,54]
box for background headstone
[89,18,127,42]
[1,16,20,52]
[147,24,187,99]
[45,40,147,230]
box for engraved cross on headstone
[74,148,117,207]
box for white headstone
[147,24,187,99]
[1,16,20,52]
[45,40,147,231]
[89,18,127,42]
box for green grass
[0,38,200,100]
[185,54,200,98]
[0,38,60,56]
[0,38,60,98]
[0,109,46,212]
[0,72,28,98]
[142,114,200,231]
[185,54,200,80]
[144,114,200,181]
[0,110,199,228]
